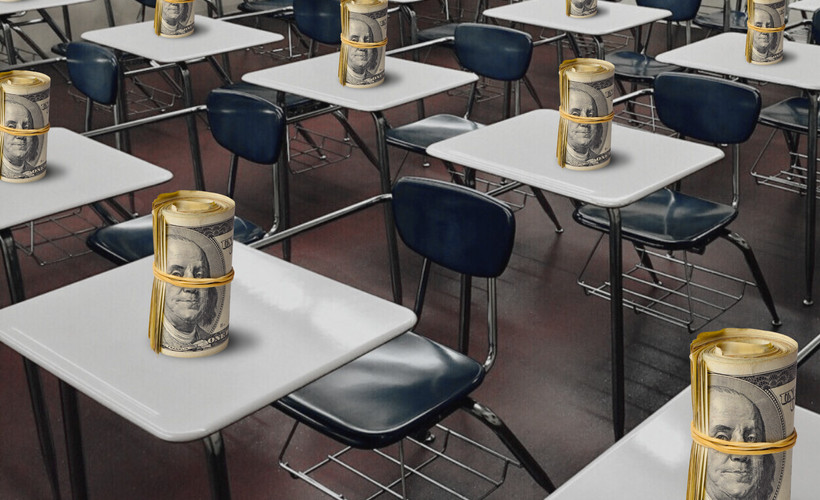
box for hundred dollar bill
[745,0,785,64]
[0,71,50,183]
[149,191,235,358]
[688,329,797,500]
[566,0,597,18]
[556,59,614,171]
[155,0,195,38]
[339,0,388,88]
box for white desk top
[426,109,724,208]
[789,0,820,13]
[0,0,91,16]
[82,16,283,64]
[656,33,820,91]
[242,53,478,113]
[0,244,417,442]
[548,387,820,499]
[0,128,172,229]
[483,0,671,36]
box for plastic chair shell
[454,23,532,82]
[66,42,119,106]
[293,0,340,46]
[207,88,287,165]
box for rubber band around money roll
[338,0,388,87]
[686,328,798,500]
[0,71,50,183]
[744,0,786,64]
[154,0,196,38]
[149,191,235,356]
[566,0,597,18]
[556,58,614,171]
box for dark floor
[1,4,819,500]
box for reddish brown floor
[1,5,819,500]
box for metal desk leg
[2,229,63,500]
[593,36,605,60]
[804,91,817,306]
[203,432,231,500]
[3,20,17,65]
[60,381,88,500]
[608,208,625,440]
[372,111,403,304]
[177,62,206,191]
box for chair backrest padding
[392,177,515,278]
[294,0,341,45]
[454,24,533,82]
[654,72,761,144]
[207,89,286,165]
[637,0,702,22]
[66,42,120,106]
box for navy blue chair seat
[238,0,293,13]
[573,190,737,251]
[605,51,683,81]
[694,9,748,33]
[415,23,457,44]
[87,216,266,266]
[386,115,482,154]
[217,81,331,120]
[759,97,820,134]
[276,331,483,449]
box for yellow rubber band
[161,0,194,3]
[0,123,49,137]
[153,264,234,289]
[691,422,796,456]
[340,36,388,50]
[559,108,614,125]
[746,23,785,33]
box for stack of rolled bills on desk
[556,58,614,170]
[688,328,797,500]
[0,71,50,183]
[566,0,597,18]
[745,0,785,64]
[149,191,235,358]
[154,0,195,38]
[338,0,388,88]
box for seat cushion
[694,10,747,32]
[238,0,293,15]
[759,97,818,134]
[274,332,484,449]
[416,23,457,43]
[573,189,737,250]
[385,114,482,154]
[87,214,266,266]
[607,51,681,81]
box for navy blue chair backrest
[294,0,341,45]
[207,89,286,165]
[654,73,761,144]
[66,42,119,106]
[454,24,532,82]
[813,10,820,44]
[392,177,516,278]
[136,0,156,7]
[637,0,701,22]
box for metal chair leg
[463,398,556,494]
[721,230,782,327]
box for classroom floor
[1,5,819,499]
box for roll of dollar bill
[154,0,195,38]
[556,58,614,170]
[149,191,235,357]
[0,71,50,183]
[339,0,388,88]
[566,0,597,18]
[745,0,785,64]
[687,328,797,500]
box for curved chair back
[454,23,533,81]
[392,177,515,278]
[66,42,120,106]
[654,73,761,144]
[813,10,820,44]
[136,0,156,7]
[293,0,341,46]
[637,0,701,22]
[207,88,286,164]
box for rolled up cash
[556,58,614,170]
[566,0,597,18]
[745,0,785,64]
[0,71,50,183]
[339,0,388,88]
[149,191,235,357]
[154,0,195,38]
[687,329,797,500]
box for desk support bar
[203,432,231,500]
[609,208,625,440]
[60,381,88,500]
